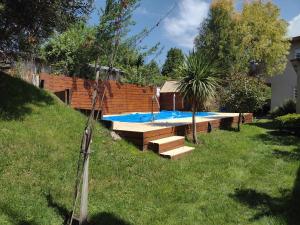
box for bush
[275,113,300,134]
[221,75,270,113]
[270,99,296,118]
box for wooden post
[151,96,154,122]
[237,112,241,131]
[78,69,99,225]
[173,93,176,111]
[79,140,91,225]
[192,104,198,144]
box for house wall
[297,69,300,113]
[39,73,159,115]
[270,39,300,110]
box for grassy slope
[0,72,300,225]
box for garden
[0,73,299,225]
[0,0,300,224]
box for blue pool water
[103,110,216,123]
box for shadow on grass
[273,148,300,161]
[220,126,240,132]
[0,72,53,120]
[45,193,70,225]
[230,167,300,225]
[250,120,300,148]
[45,192,131,225]
[0,196,131,225]
[88,212,132,225]
[231,120,300,224]
[0,204,39,225]
[254,131,300,147]
[248,120,278,130]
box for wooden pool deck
[103,112,253,152]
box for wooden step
[148,136,185,153]
[160,146,194,160]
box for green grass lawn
[0,72,300,225]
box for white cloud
[288,14,300,38]
[163,0,209,49]
[136,6,158,17]
[136,7,150,15]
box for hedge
[275,114,300,134]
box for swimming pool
[103,110,216,123]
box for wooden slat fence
[160,93,188,111]
[39,73,159,115]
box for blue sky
[88,0,300,66]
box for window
[295,48,300,59]
[294,87,298,100]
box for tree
[39,0,162,83]
[0,0,93,55]
[195,0,238,76]
[221,75,270,130]
[146,60,161,77]
[162,48,184,79]
[177,52,220,144]
[68,2,142,223]
[145,60,165,86]
[136,54,144,71]
[239,1,290,77]
[194,0,289,132]
[41,22,96,76]
[121,59,165,86]
[40,0,154,79]
[95,0,140,69]
[93,0,163,84]
[194,0,290,77]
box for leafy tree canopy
[146,60,161,77]
[40,22,96,76]
[239,1,290,76]
[40,0,164,84]
[195,0,237,76]
[162,48,185,79]
[221,75,270,113]
[95,0,140,66]
[0,0,93,55]
[194,0,290,77]
[122,59,165,86]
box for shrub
[221,75,270,114]
[270,99,296,118]
[275,113,300,134]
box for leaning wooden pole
[69,2,128,224]
[79,130,91,224]
[79,69,100,224]
[69,69,100,225]
[80,155,89,223]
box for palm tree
[177,52,220,144]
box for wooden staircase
[148,136,194,160]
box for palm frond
[177,51,220,110]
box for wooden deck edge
[110,113,253,151]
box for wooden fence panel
[39,73,159,115]
[160,93,186,111]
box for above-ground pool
[103,110,216,123]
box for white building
[270,36,300,112]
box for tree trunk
[237,112,242,132]
[192,106,198,144]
